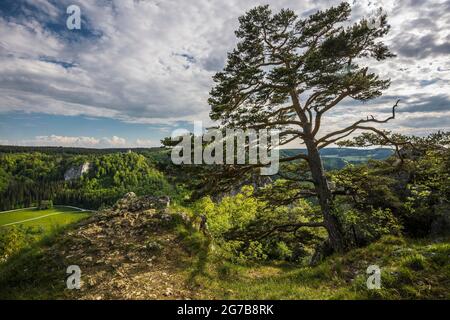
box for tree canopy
[207,2,398,252]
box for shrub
[241,241,267,262]
[194,187,324,262]
[193,186,263,239]
[0,227,28,262]
[339,207,402,246]
[401,253,427,271]
[267,241,293,261]
[38,200,53,210]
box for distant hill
[0,145,393,171]
[280,148,394,170]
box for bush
[214,240,268,264]
[266,241,293,260]
[0,227,28,262]
[339,207,402,246]
[401,253,427,271]
[241,241,267,261]
[193,187,325,262]
[194,186,262,239]
[38,200,53,210]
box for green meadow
[0,206,90,235]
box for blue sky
[0,0,449,148]
[0,112,182,147]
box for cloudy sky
[0,0,449,148]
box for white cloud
[31,134,100,147]
[0,0,448,135]
[135,138,157,147]
[100,135,127,146]
[0,134,166,148]
[10,134,128,148]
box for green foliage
[209,3,393,128]
[338,207,402,246]
[194,186,262,238]
[38,200,53,210]
[331,164,402,211]
[401,253,427,271]
[268,241,293,260]
[193,186,325,262]
[241,241,268,262]
[402,149,450,236]
[0,226,29,262]
[0,233,70,299]
[175,223,209,256]
[0,151,176,210]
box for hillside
[0,193,448,300]
[0,137,448,300]
[0,147,393,211]
[0,193,199,299]
[280,148,393,170]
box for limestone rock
[50,192,196,299]
[64,162,91,181]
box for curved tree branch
[316,99,400,147]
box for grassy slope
[189,236,450,300]
[0,217,448,299]
[0,208,91,299]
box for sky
[0,0,449,148]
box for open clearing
[0,206,91,231]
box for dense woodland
[0,146,390,211]
[0,150,176,210]
[1,130,449,263]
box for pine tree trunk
[304,137,346,253]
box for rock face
[46,193,196,299]
[113,192,170,212]
[64,162,91,181]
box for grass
[0,232,73,299]
[0,211,448,300]
[185,235,450,299]
[0,206,90,234]
[0,207,91,299]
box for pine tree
[209,2,397,252]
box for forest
[0,150,176,210]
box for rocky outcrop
[64,162,91,181]
[46,193,197,299]
[113,192,170,212]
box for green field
[0,206,91,232]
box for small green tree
[339,131,450,237]
[38,199,53,210]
